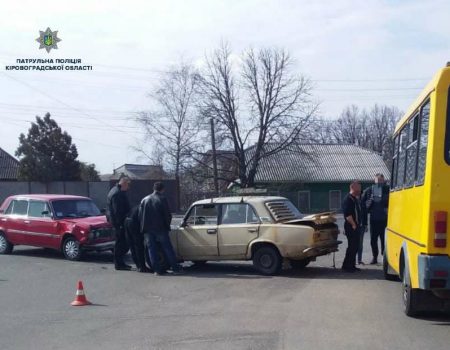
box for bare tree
[198,43,317,188]
[136,63,201,209]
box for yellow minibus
[384,63,450,316]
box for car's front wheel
[0,232,13,254]
[253,245,282,276]
[62,237,83,261]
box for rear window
[265,200,303,222]
[445,86,450,164]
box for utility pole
[210,117,219,197]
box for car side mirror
[41,210,49,216]
[180,220,189,228]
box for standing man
[362,173,390,264]
[342,180,363,273]
[139,182,182,275]
[107,175,132,270]
[124,205,151,273]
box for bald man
[341,181,363,272]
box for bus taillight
[434,211,447,248]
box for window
[186,204,218,226]
[405,114,419,187]
[416,100,430,185]
[329,190,341,211]
[51,199,100,218]
[221,204,259,225]
[298,191,311,213]
[391,135,399,189]
[445,87,450,164]
[28,201,51,218]
[266,200,303,222]
[11,200,28,215]
[4,201,14,215]
[396,125,408,188]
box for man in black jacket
[107,175,132,270]
[342,180,363,273]
[361,173,390,264]
[139,182,182,275]
[124,206,151,273]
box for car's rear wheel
[62,237,83,261]
[253,245,282,276]
[0,232,13,254]
[290,258,310,270]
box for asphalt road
[1,220,449,350]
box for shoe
[352,267,362,271]
[154,271,165,276]
[115,264,132,271]
[370,258,378,265]
[137,266,152,273]
[358,261,365,265]
[171,269,184,275]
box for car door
[26,200,59,248]
[177,203,219,259]
[218,203,260,258]
[3,199,30,245]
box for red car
[0,194,115,260]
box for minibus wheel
[402,271,419,317]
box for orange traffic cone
[71,280,92,306]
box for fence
[0,180,178,212]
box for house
[101,164,167,181]
[0,147,19,181]
[246,143,390,213]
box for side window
[396,125,408,188]
[391,135,399,189]
[28,201,51,218]
[189,204,218,226]
[416,100,430,185]
[405,114,419,187]
[11,200,28,216]
[221,204,259,225]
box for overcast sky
[1,0,449,174]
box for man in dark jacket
[361,173,390,264]
[124,206,151,273]
[107,175,132,270]
[139,182,182,275]
[342,180,363,273]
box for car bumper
[418,255,450,290]
[82,241,115,251]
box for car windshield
[51,199,101,218]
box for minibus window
[391,135,399,189]
[445,87,450,165]
[405,115,419,187]
[416,100,430,185]
[396,125,408,188]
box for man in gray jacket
[139,182,182,275]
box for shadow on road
[414,312,450,324]
[8,247,114,264]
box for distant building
[245,143,390,213]
[0,147,19,181]
[100,163,168,181]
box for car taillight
[434,211,447,248]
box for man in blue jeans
[139,182,183,275]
